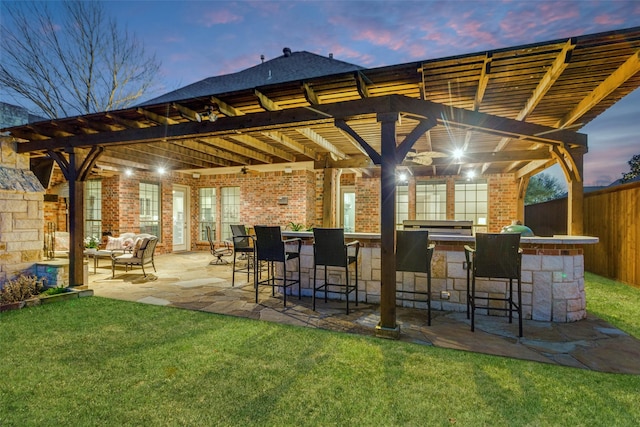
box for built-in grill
[402,220,473,235]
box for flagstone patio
[87,251,640,375]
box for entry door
[172,185,189,251]
[341,187,356,232]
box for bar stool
[230,224,254,287]
[464,233,523,337]
[253,226,301,306]
[312,228,360,314]
[396,230,435,325]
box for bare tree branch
[0,0,160,119]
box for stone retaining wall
[0,137,45,287]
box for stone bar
[282,231,598,323]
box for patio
[87,251,640,375]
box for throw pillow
[105,236,124,250]
[132,238,143,256]
[122,238,134,249]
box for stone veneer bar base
[281,232,598,323]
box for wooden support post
[376,112,400,338]
[567,178,584,235]
[552,146,585,236]
[517,176,530,223]
[322,168,334,227]
[66,148,86,287]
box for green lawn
[1,275,639,426]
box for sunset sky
[4,0,640,185]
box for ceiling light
[453,148,464,159]
[125,169,133,177]
[466,170,476,180]
[157,167,166,175]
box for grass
[584,272,640,338]
[1,276,639,426]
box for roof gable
[141,49,364,105]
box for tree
[621,154,640,183]
[525,173,565,205]
[0,1,160,119]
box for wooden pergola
[4,27,640,335]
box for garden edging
[0,287,94,312]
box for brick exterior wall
[350,173,519,233]
[41,168,521,255]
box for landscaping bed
[0,275,93,311]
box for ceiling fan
[239,166,259,176]
[405,151,448,166]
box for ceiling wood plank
[261,131,318,159]
[136,108,178,126]
[105,113,147,129]
[195,137,272,163]
[172,103,202,122]
[297,127,349,159]
[227,133,295,162]
[153,142,231,167]
[473,52,492,111]
[303,82,320,105]
[108,145,203,169]
[356,71,371,99]
[254,89,280,111]
[175,139,252,165]
[210,96,245,116]
[491,38,577,153]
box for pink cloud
[199,10,242,27]
[594,14,625,25]
[326,45,375,66]
[354,29,405,51]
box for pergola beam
[555,49,640,128]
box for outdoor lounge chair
[312,228,360,314]
[207,226,232,265]
[111,236,158,278]
[253,225,301,307]
[465,233,523,337]
[396,230,435,325]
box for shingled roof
[140,48,364,105]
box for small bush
[40,286,69,296]
[0,275,43,303]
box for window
[84,180,102,239]
[416,181,446,220]
[220,187,240,241]
[454,180,488,225]
[139,182,161,237]
[199,188,216,241]
[396,184,409,228]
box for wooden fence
[524,197,567,236]
[526,181,639,287]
